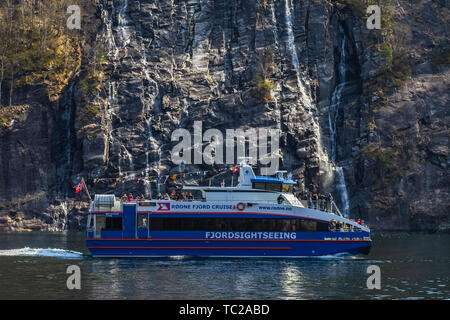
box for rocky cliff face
[0,0,448,232]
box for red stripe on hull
[88,246,291,250]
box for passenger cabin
[183,165,301,206]
[87,165,306,240]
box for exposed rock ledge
[0,194,89,232]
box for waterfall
[284,0,299,70]
[284,0,313,117]
[104,1,119,60]
[103,0,119,154]
[102,0,134,182]
[123,146,134,170]
[284,0,336,185]
[138,27,162,198]
[145,117,153,198]
[118,0,131,47]
[66,84,74,168]
[108,81,116,140]
[157,147,162,194]
[270,1,279,48]
[61,201,69,231]
[336,167,350,217]
[328,24,350,217]
[329,24,348,162]
[64,83,75,198]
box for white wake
[0,247,83,259]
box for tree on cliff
[0,0,95,107]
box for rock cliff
[0,0,448,232]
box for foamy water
[0,247,83,259]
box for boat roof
[251,176,296,185]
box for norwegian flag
[75,180,84,194]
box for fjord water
[0,232,448,300]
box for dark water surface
[0,232,448,299]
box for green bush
[76,104,100,129]
[379,42,393,70]
[369,45,411,96]
[253,75,274,103]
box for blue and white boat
[86,163,371,257]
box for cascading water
[329,24,349,162]
[285,0,299,71]
[118,0,131,47]
[138,23,162,198]
[328,24,350,217]
[145,117,153,197]
[157,147,162,194]
[336,167,349,216]
[284,0,313,117]
[283,0,334,184]
[270,1,279,48]
[123,146,134,170]
[102,0,136,184]
[64,81,76,198]
[104,0,119,148]
[61,201,69,231]
[108,81,116,140]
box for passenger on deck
[177,192,185,201]
[135,196,141,202]
[318,194,325,211]
[277,195,284,204]
[327,193,333,212]
[313,193,318,209]
[127,193,134,202]
[170,190,177,200]
[156,193,162,200]
[121,194,127,202]
[140,194,145,201]
[187,192,194,201]
[329,219,336,231]
[164,193,170,200]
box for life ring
[236,202,245,211]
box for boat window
[300,220,317,232]
[137,215,148,228]
[87,216,94,231]
[104,217,122,231]
[95,215,105,237]
[253,182,266,190]
[148,217,328,232]
[266,183,282,191]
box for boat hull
[86,232,371,257]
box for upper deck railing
[299,199,343,217]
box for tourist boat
[86,163,371,257]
